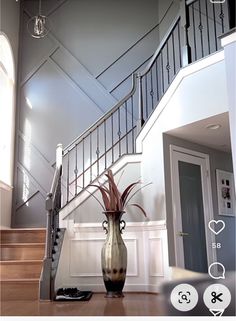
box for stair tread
[0,259,43,265]
[1,278,39,283]
[0,243,45,247]
[0,228,46,232]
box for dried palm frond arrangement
[87,169,151,217]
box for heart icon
[208,220,225,235]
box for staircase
[60,0,230,209]
[11,0,232,301]
[0,229,46,301]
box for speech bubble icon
[208,262,225,280]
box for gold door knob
[178,231,190,237]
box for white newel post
[56,143,63,168]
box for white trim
[148,237,164,277]
[73,220,166,233]
[221,31,236,47]
[60,153,142,221]
[170,145,216,269]
[64,283,161,293]
[0,180,13,191]
[136,50,224,153]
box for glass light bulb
[34,16,45,36]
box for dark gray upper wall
[13,0,178,227]
[0,0,20,70]
[163,134,235,271]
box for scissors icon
[211,291,223,303]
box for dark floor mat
[55,288,93,301]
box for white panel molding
[124,238,138,277]
[0,181,13,191]
[73,220,166,233]
[69,238,104,277]
[148,237,164,277]
[69,237,138,278]
[56,220,168,293]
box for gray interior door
[178,160,208,273]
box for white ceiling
[166,112,232,153]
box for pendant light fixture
[27,0,50,39]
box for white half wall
[55,220,168,293]
[136,51,228,222]
[0,181,13,228]
[59,153,148,224]
[221,30,236,190]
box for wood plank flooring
[0,293,166,316]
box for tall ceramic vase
[101,211,127,298]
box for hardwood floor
[0,293,166,316]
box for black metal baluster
[192,4,197,61]
[160,51,164,95]
[131,95,134,153]
[150,68,154,110]
[177,21,182,68]
[219,3,224,34]
[96,126,99,175]
[212,2,218,51]
[111,114,114,163]
[155,60,159,103]
[82,138,85,188]
[104,120,107,170]
[145,75,148,119]
[125,101,128,153]
[118,108,121,157]
[89,133,92,182]
[198,0,204,58]
[205,0,210,55]
[66,152,69,203]
[74,144,78,196]
[137,75,144,132]
[172,32,176,75]
[166,40,170,85]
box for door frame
[170,145,217,269]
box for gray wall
[163,134,235,271]
[13,0,178,227]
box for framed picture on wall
[216,169,236,216]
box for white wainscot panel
[69,238,138,278]
[124,239,138,277]
[70,238,104,277]
[148,237,164,277]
